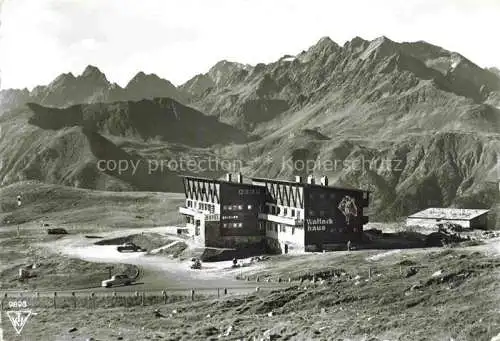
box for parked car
[47,228,68,235]
[116,242,146,252]
[101,274,133,288]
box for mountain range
[0,35,499,223]
[0,66,187,111]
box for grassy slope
[0,180,184,227]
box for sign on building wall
[306,218,333,231]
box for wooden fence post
[162,290,167,304]
[224,288,227,295]
[2,293,7,310]
[191,289,195,301]
[91,293,95,309]
[53,292,57,309]
[217,288,220,298]
[72,292,76,309]
[141,292,145,306]
[368,267,372,279]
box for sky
[0,0,499,90]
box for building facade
[406,208,489,230]
[179,174,370,253]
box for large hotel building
[178,173,370,253]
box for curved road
[3,227,292,296]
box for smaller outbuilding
[406,208,489,230]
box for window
[320,193,325,199]
[233,223,238,228]
[330,193,336,199]
[223,223,228,228]
[291,209,295,217]
[238,223,243,228]
[276,207,281,215]
[223,205,228,210]
[274,225,278,232]
[292,227,295,235]
[284,208,288,216]
[320,210,325,217]
[310,210,315,217]
[247,204,253,210]
[238,205,243,210]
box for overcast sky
[0,0,499,90]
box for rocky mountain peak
[306,36,341,56]
[343,36,369,55]
[359,36,399,60]
[80,65,108,83]
[126,71,164,88]
[49,72,76,87]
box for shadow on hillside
[26,99,256,147]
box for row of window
[223,222,244,228]
[223,204,253,211]
[267,204,302,219]
[187,200,216,213]
[309,193,337,200]
[265,224,296,235]
[309,210,330,217]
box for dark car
[116,242,146,252]
[47,228,68,235]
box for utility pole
[17,195,21,238]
